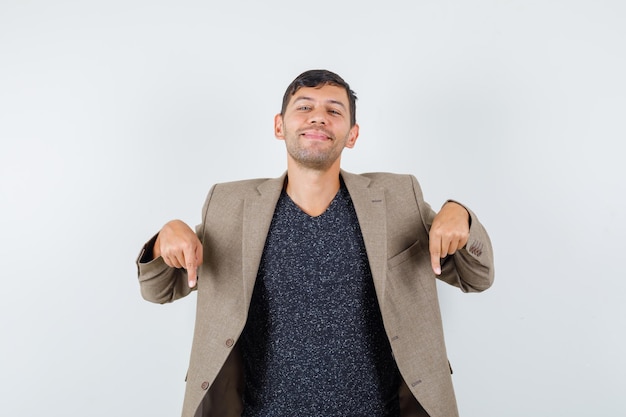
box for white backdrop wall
[1,1,624,416]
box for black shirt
[240,183,400,417]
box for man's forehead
[289,85,349,107]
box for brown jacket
[137,170,495,417]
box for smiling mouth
[300,129,332,141]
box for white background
[1,1,624,416]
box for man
[136,69,494,417]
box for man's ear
[344,123,360,149]
[274,114,285,140]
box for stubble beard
[285,128,348,171]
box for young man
[136,69,494,417]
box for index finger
[184,246,199,288]
[429,235,442,276]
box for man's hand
[429,202,470,275]
[154,220,203,288]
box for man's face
[274,84,359,171]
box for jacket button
[201,381,209,390]
[225,338,234,348]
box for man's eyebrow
[292,96,347,109]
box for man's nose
[308,108,327,124]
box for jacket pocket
[387,240,422,270]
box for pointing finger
[184,245,199,288]
[187,261,197,288]
[429,234,442,276]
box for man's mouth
[300,129,332,141]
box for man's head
[275,69,360,172]
[281,69,358,127]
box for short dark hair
[281,69,358,127]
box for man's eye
[329,109,341,115]
[297,106,311,111]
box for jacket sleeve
[411,175,495,293]
[135,235,193,304]
[135,185,216,304]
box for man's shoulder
[215,177,271,189]
[343,170,418,189]
[358,171,414,181]
[210,174,285,196]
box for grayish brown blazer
[137,170,495,417]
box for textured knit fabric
[240,182,400,417]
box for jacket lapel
[241,174,286,305]
[341,170,388,308]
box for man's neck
[285,162,342,217]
